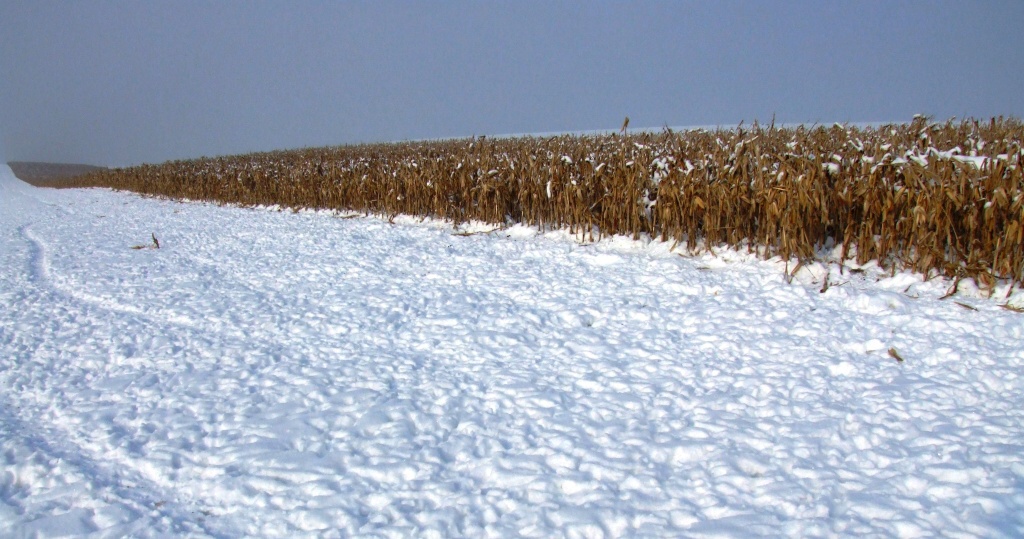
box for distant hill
[7,161,108,186]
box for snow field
[1,165,1023,537]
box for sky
[1,1,1022,167]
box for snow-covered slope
[2,164,1022,537]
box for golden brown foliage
[51,116,1024,287]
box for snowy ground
[2,163,1023,538]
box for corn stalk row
[53,116,1024,288]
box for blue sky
[2,0,1022,166]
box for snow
[2,163,1023,537]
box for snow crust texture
[1,165,1023,537]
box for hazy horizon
[2,1,1023,167]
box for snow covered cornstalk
[50,117,1024,287]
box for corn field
[52,116,1024,288]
